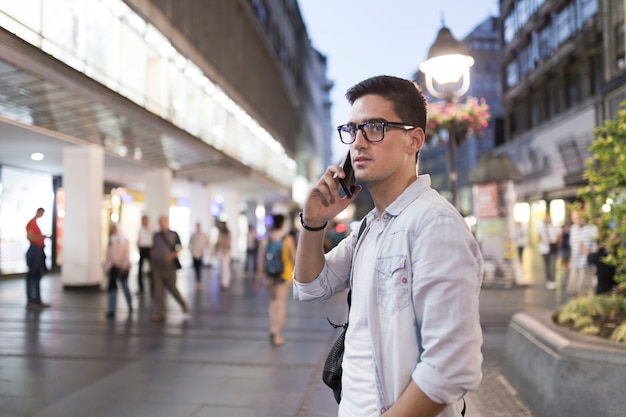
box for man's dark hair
[345,75,428,131]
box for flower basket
[427,97,490,145]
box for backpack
[264,237,284,277]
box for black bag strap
[157,231,178,252]
[347,218,367,309]
[327,218,367,329]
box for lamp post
[420,25,474,210]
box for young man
[25,207,51,309]
[294,76,483,417]
[150,216,188,322]
[566,209,596,296]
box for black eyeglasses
[337,120,415,144]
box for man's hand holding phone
[301,151,360,229]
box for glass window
[566,72,581,107]
[504,12,516,43]
[615,21,625,71]
[42,0,86,58]
[578,0,598,23]
[555,5,574,44]
[168,59,187,127]
[608,91,626,120]
[530,95,542,127]
[506,61,519,88]
[117,22,148,105]
[519,45,534,78]
[0,0,43,37]
[537,25,553,62]
[518,0,530,27]
[547,82,563,117]
[84,1,114,82]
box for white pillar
[61,145,104,287]
[144,168,172,223]
[189,182,211,231]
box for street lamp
[420,25,474,210]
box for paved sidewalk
[0,249,568,417]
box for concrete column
[189,182,211,231]
[61,145,104,288]
[144,168,172,223]
[189,183,212,263]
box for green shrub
[578,103,626,289]
[611,322,626,343]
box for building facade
[0,0,332,279]
[498,0,606,226]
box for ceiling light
[31,153,44,161]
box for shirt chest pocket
[375,255,409,314]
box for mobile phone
[338,151,356,197]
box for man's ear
[408,128,425,154]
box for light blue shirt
[294,175,484,416]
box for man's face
[347,94,420,187]
[159,217,168,230]
[571,210,582,225]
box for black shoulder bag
[322,219,366,404]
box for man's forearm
[294,228,327,284]
[383,381,446,417]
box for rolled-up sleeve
[293,229,357,302]
[411,213,484,404]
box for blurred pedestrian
[567,209,595,296]
[244,224,259,276]
[25,207,51,309]
[538,214,561,289]
[189,222,209,289]
[588,243,617,294]
[150,216,188,322]
[136,214,153,296]
[515,221,528,260]
[215,221,232,290]
[558,223,571,288]
[255,214,296,346]
[104,224,132,318]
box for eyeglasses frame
[336,120,416,144]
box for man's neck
[370,174,417,218]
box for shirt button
[383,213,389,220]
[402,277,407,284]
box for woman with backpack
[255,214,296,346]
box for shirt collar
[363,174,432,223]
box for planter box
[503,311,626,417]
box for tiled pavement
[0,249,571,417]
